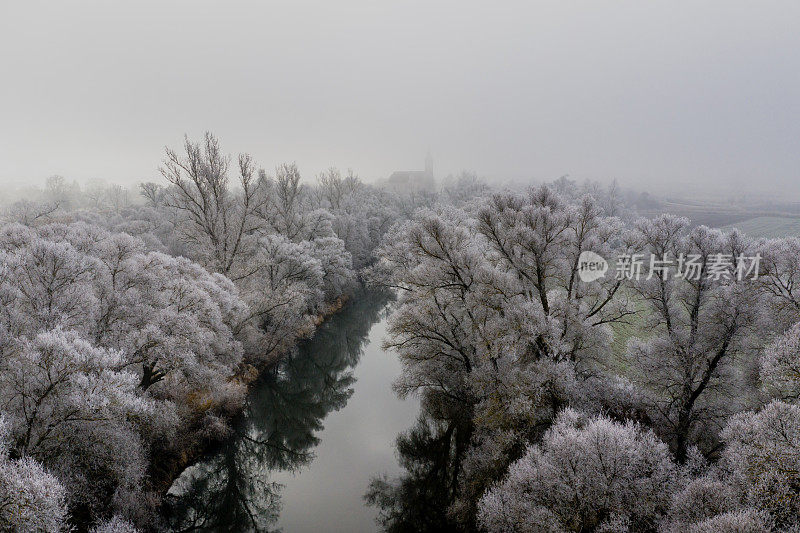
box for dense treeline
[0,134,417,532]
[366,184,800,532]
[5,142,800,532]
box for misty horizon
[4,4,800,531]
[2,1,799,197]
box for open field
[638,203,755,228]
[638,197,800,238]
[639,203,800,229]
[722,216,800,238]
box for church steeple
[424,151,433,178]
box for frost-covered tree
[258,162,320,242]
[44,175,77,211]
[627,217,762,461]
[159,135,358,362]
[721,400,800,529]
[90,247,246,395]
[311,169,398,269]
[760,322,800,402]
[309,236,355,300]
[161,132,266,275]
[90,515,141,533]
[477,409,676,532]
[476,187,630,367]
[138,182,165,209]
[0,328,155,519]
[0,417,69,533]
[269,162,305,238]
[369,187,636,527]
[757,237,800,332]
[235,233,325,359]
[0,328,150,459]
[0,223,247,403]
[316,167,360,211]
[366,206,498,529]
[373,188,627,416]
[371,205,518,415]
[0,226,98,335]
[0,220,255,527]
[686,510,772,533]
[2,199,59,227]
[441,171,489,206]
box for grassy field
[638,203,754,228]
[637,198,800,233]
[601,203,798,381]
[722,216,800,238]
[609,316,641,371]
[607,292,651,372]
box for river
[165,290,418,532]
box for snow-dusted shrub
[477,409,676,532]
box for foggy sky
[1,1,799,194]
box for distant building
[387,152,436,192]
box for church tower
[424,151,434,178]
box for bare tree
[263,162,306,240]
[44,175,74,210]
[317,168,361,211]
[138,181,165,208]
[4,200,59,226]
[160,132,266,275]
[628,217,761,462]
[106,184,130,212]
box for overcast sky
[1,1,798,194]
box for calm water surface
[167,290,417,532]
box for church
[386,152,436,192]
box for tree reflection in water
[165,289,391,532]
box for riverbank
[163,288,416,532]
[149,294,352,498]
